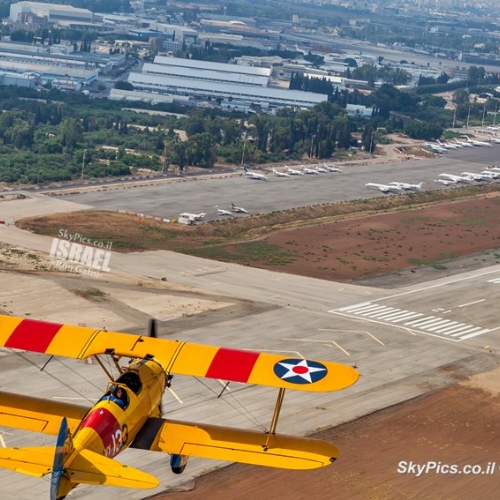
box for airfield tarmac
[42,141,500,222]
[2,140,500,499]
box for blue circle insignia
[273,358,328,384]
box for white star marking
[277,359,326,383]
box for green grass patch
[180,241,296,266]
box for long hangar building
[127,56,327,110]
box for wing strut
[264,388,286,451]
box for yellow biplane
[0,313,359,499]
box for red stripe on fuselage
[205,348,260,383]
[79,407,121,457]
[5,318,62,352]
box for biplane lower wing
[0,314,359,393]
[131,417,339,470]
[0,391,89,435]
[0,446,159,489]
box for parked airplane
[365,182,402,193]
[460,172,486,181]
[425,143,448,153]
[315,165,329,173]
[489,136,500,144]
[231,202,249,214]
[324,164,343,173]
[438,173,471,184]
[481,170,500,179]
[286,166,304,175]
[272,168,291,177]
[302,164,320,174]
[436,139,459,149]
[463,135,492,147]
[389,181,424,191]
[0,314,359,499]
[179,212,207,221]
[435,179,454,186]
[216,206,234,216]
[242,166,268,181]
[454,138,474,147]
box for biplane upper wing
[0,391,89,435]
[131,417,339,470]
[0,314,359,392]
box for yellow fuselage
[72,360,165,458]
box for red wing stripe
[205,348,260,383]
[5,318,63,353]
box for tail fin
[51,417,75,500]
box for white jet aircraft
[481,170,500,179]
[463,135,492,147]
[437,173,471,184]
[425,143,448,153]
[324,164,343,173]
[315,165,329,173]
[302,164,320,174]
[489,136,500,144]
[242,166,268,181]
[389,181,424,191]
[230,202,249,214]
[365,183,402,194]
[460,172,486,181]
[454,138,473,147]
[272,168,291,177]
[179,212,207,221]
[436,139,459,149]
[216,206,234,216]
[286,165,304,175]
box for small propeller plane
[0,314,359,500]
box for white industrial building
[128,56,326,109]
[9,2,93,24]
[142,62,269,87]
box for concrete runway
[1,144,500,499]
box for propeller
[148,318,158,338]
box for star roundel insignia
[273,358,328,385]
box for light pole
[81,148,87,181]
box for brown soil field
[188,196,500,283]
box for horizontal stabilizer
[0,446,159,490]
[68,449,159,489]
[0,446,53,477]
[132,418,339,470]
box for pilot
[101,387,126,409]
